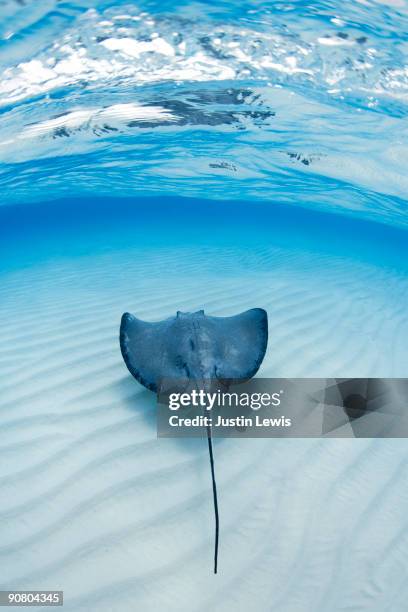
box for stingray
[120,308,268,573]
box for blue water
[1,2,408,611]
[1,0,408,226]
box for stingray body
[120,308,268,573]
[120,308,268,391]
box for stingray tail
[206,424,219,574]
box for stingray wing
[120,313,173,392]
[210,308,268,381]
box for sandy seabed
[1,241,408,611]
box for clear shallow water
[1,2,408,611]
[1,0,408,227]
[2,197,408,611]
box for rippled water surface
[1,0,408,226]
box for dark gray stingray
[120,308,268,573]
[120,308,268,391]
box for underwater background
[1,1,408,610]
